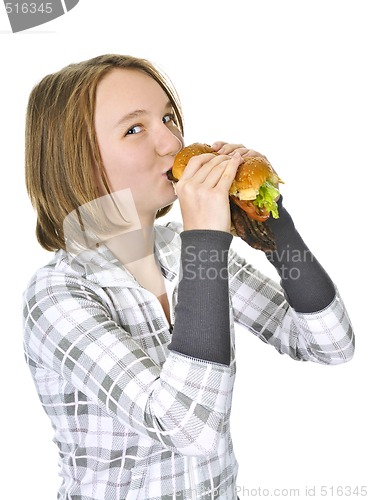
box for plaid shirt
[23,222,354,500]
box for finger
[217,143,247,155]
[179,153,217,180]
[188,154,233,185]
[229,147,250,157]
[211,141,227,151]
[201,153,243,191]
[216,153,243,190]
[243,149,267,159]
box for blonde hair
[25,54,184,251]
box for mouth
[166,169,177,182]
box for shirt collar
[66,223,182,288]
[154,223,181,281]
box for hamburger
[167,143,282,251]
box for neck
[105,220,166,298]
[105,222,155,265]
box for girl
[23,54,354,499]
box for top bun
[229,156,277,200]
[172,143,216,180]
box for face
[94,68,183,223]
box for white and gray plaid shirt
[23,222,354,500]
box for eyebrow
[113,109,146,129]
[114,101,173,129]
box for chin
[157,197,176,212]
[161,183,178,204]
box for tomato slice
[230,195,270,222]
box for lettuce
[253,181,280,219]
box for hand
[211,141,267,161]
[175,151,243,232]
[212,141,280,189]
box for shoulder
[22,249,104,306]
[23,251,62,290]
[23,250,70,290]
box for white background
[1,1,368,498]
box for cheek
[97,139,132,184]
[105,159,135,190]
[173,129,185,150]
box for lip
[162,164,173,174]
[165,169,177,182]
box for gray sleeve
[168,230,233,366]
[266,197,336,313]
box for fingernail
[218,147,225,153]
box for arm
[168,229,233,365]
[265,196,335,312]
[23,263,233,457]
[229,199,354,364]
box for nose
[155,122,183,157]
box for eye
[126,124,143,135]
[162,113,177,125]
